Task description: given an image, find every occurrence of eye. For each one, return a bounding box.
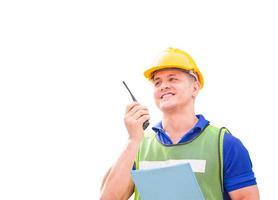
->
[154,80,161,87]
[153,79,161,87]
[169,77,178,81]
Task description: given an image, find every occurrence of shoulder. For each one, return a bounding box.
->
[202,124,221,136]
[140,131,156,147]
[143,131,156,139]
[223,133,250,157]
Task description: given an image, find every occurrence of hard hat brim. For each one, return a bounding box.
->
[144,65,204,89]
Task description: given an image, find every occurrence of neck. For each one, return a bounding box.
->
[162,106,198,144]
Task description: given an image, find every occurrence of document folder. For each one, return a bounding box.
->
[131,163,205,200]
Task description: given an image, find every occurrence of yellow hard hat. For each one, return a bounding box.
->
[144,47,204,89]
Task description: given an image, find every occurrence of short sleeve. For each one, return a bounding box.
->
[223,133,257,192]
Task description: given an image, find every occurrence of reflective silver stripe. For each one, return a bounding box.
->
[139,159,206,173]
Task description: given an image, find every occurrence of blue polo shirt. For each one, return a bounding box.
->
[152,115,257,199]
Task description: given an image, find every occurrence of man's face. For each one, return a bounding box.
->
[152,68,199,112]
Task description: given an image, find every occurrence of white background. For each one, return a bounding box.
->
[1,0,277,199]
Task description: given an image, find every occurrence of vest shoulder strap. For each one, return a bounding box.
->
[218,127,232,195]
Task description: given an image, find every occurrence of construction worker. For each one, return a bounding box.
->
[100,48,259,199]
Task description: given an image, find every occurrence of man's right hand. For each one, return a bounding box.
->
[124,102,150,142]
[100,102,149,199]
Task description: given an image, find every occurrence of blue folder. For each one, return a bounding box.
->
[131,163,205,200]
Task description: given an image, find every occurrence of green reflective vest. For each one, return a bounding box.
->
[134,125,227,200]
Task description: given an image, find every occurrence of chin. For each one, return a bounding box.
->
[159,102,177,112]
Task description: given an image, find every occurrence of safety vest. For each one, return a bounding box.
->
[134,125,227,200]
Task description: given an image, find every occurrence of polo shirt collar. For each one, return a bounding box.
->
[152,114,210,145]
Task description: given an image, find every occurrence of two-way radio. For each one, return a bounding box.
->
[122,81,150,130]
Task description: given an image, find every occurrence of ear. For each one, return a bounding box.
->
[192,81,200,98]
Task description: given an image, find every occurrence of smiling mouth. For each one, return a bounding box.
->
[161,93,175,99]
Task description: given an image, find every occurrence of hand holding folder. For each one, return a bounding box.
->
[131,163,205,200]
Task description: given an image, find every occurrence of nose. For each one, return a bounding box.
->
[160,81,170,92]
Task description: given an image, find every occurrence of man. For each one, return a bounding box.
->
[100,48,259,199]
